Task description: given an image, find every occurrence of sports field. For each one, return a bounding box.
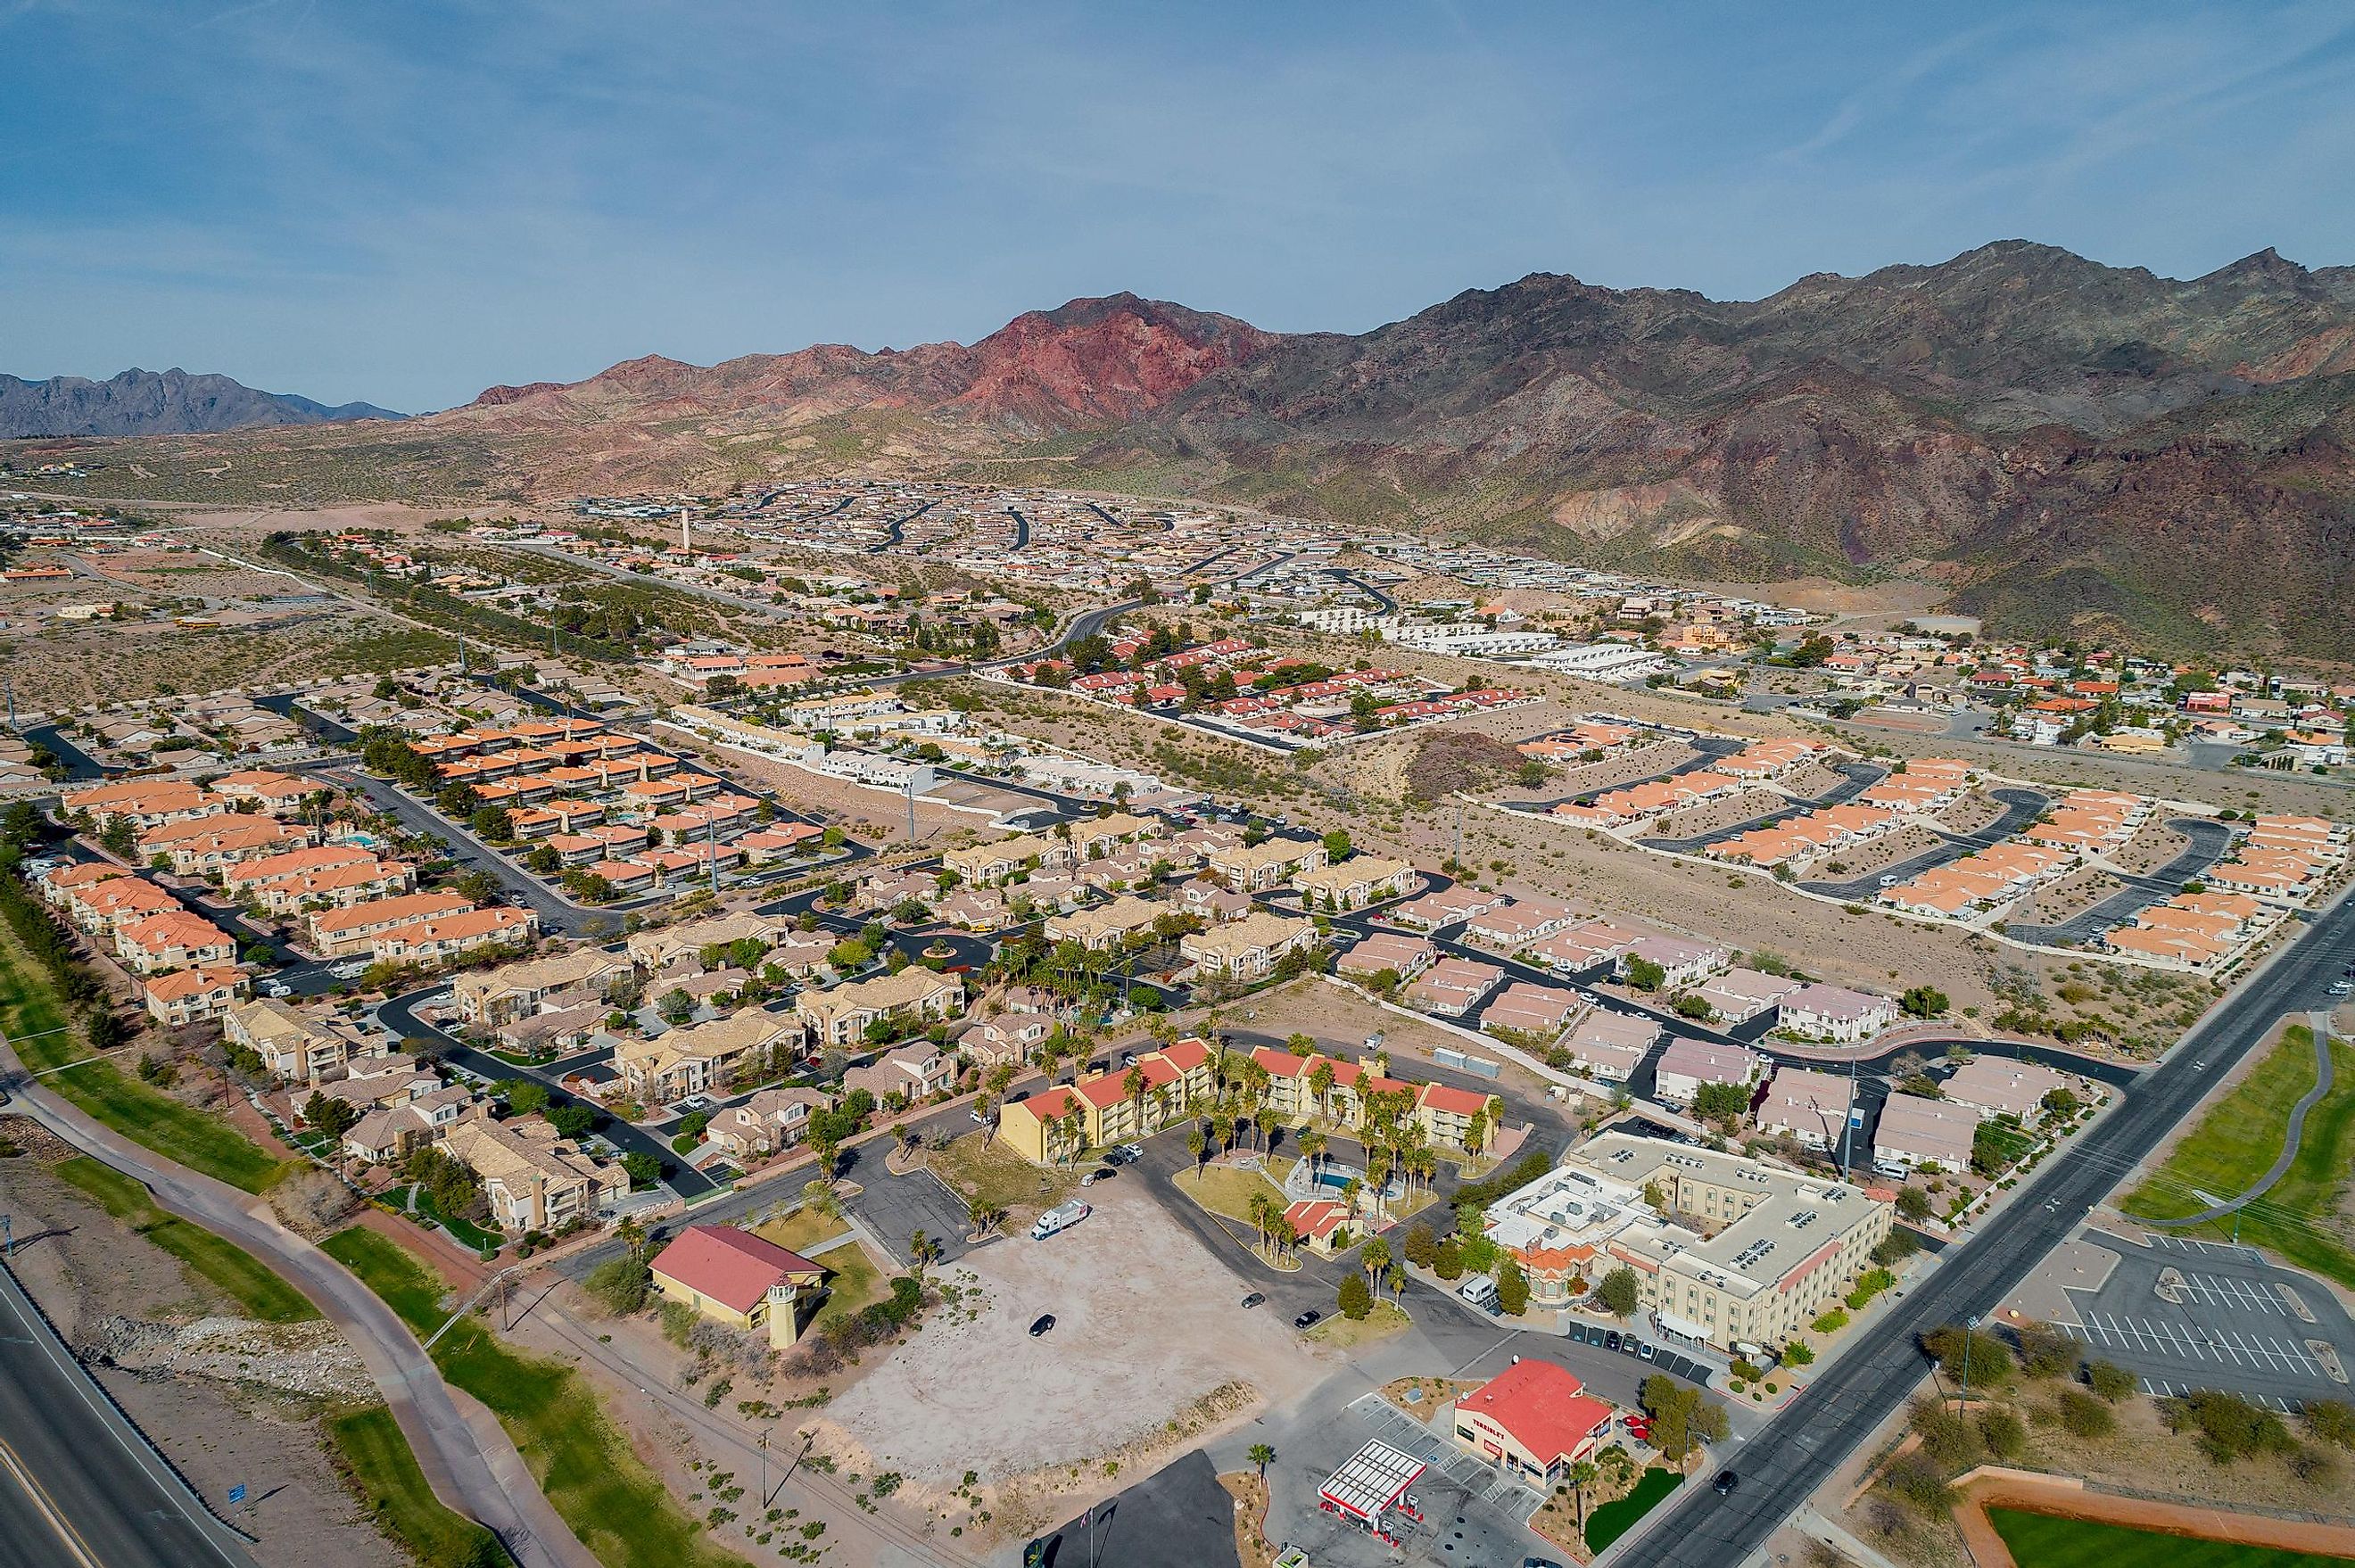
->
[1989,1507,2355,1568]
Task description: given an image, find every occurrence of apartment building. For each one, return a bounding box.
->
[455,946,633,1027]
[369,906,538,965]
[1204,836,1328,892]
[1178,911,1318,980]
[1043,894,1165,953]
[1651,1037,1765,1108]
[1776,984,1898,1044]
[144,965,249,1027]
[616,1008,797,1104]
[1403,955,1506,1017]
[225,996,349,1082]
[1556,1007,1657,1082]
[1872,1093,1979,1176]
[942,829,1074,887]
[438,1110,625,1232]
[1336,931,1436,983]
[795,968,965,1048]
[996,1036,1216,1161]
[841,1043,956,1105]
[1755,1066,1855,1148]
[308,892,472,956]
[1291,856,1417,911]
[706,1086,835,1159]
[114,910,237,975]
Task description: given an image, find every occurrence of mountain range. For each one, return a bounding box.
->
[0,367,401,437]
[19,243,2355,660]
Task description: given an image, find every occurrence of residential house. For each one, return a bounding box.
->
[796,968,965,1049]
[144,965,249,1027]
[438,1110,625,1232]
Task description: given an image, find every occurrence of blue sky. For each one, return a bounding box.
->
[7,1,2354,412]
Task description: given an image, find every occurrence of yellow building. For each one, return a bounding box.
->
[996,1036,1216,1163]
[649,1225,827,1349]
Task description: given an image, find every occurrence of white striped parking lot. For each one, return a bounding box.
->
[2135,1376,2302,1413]
[2176,1271,2286,1315]
[2066,1313,2323,1377]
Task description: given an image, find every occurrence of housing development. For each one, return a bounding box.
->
[6,41,2355,1568]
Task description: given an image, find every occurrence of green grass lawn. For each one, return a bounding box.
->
[752,1204,854,1258]
[1585,1466,1684,1553]
[926,1130,1075,1217]
[326,1404,502,1568]
[807,1238,889,1333]
[2126,1026,2355,1289]
[1175,1162,1291,1226]
[321,1226,751,1568]
[54,1157,317,1323]
[0,936,289,1194]
[1987,1507,2355,1568]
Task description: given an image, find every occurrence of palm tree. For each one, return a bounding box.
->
[1123,1065,1147,1138]
[1187,1126,1207,1179]
[1566,1459,1599,1529]
[1255,1108,1278,1155]
[1301,1128,1327,1185]
[1211,1112,1234,1156]
[1361,1235,1391,1293]
[1248,1442,1277,1479]
[616,1214,647,1261]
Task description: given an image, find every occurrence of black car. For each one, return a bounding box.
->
[1029,1314,1056,1337]
[1713,1470,1739,1496]
[1240,1292,1265,1309]
[1294,1308,1322,1330]
[1604,1331,1622,1351]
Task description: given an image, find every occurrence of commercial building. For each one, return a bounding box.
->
[1481,1133,1893,1350]
[1450,1359,1615,1484]
[649,1226,826,1349]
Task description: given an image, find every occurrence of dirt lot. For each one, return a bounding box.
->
[1810,821,1948,881]
[1937,791,2012,835]
[815,1180,1327,1494]
[1651,788,1785,839]
[2017,865,2126,927]
[2111,820,2190,876]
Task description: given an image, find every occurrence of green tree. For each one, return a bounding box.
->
[548,1102,598,1140]
[303,1093,359,1137]
[500,1078,550,1116]
[1597,1266,1640,1319]
[620,1151,662,1189]
[1336,1272,1372,1321]
[584,1254,651,1315]
[1320,829,1352,861]
[1921,1323,2012,1388]
[1494,1254,1529,1316]
[1691,1081,1750,1123]
[1899,986,1948,1019]
[657,986,696,1026]
[1624,956,1666,992]
[1247,1442,1277,1479]
[1403,1221,1437,1269]
[1896,1185,1933,1223]
[1433,1238,1464,1280]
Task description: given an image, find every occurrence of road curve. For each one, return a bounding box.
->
[0,1035,599,1568]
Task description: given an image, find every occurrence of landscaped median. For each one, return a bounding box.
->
[322,1226,754,1568]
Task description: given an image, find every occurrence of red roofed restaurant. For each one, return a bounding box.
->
[1450,1358,1615,1485]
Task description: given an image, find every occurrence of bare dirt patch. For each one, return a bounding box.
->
[1937,792,2011,836]
[2111,821,2190,877]
[814,1181,1326,1495]
[2017,867,2126,928]
[1651,789,1784,839]
[1810,822,1947,881]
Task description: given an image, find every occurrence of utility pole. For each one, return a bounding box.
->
[707,816,720,899]
[905,777,917,844]
[1839,1058,1857,1183]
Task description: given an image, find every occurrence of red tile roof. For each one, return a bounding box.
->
[649,1226,823,1316]
[1457,1359,1614,1466]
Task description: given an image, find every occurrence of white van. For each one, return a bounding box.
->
[1458,1274,1500,1312]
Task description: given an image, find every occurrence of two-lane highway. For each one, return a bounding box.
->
[0,1265,254,1568]
[1640,889,2355,1568]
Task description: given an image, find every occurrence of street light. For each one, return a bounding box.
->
[1958,1312,1981,1416]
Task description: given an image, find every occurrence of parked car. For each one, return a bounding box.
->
[1293,1308,1322,1330]
[1029,1315,1056,1337]
[1240,1292,1265,1309]
[1638,1342,1657,1360]
[1604,1331,1622,1351]
[1080,1167,1118,1186]
[1713,1471,1739,1496]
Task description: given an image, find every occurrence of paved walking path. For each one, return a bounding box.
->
[0,1033,599,1568]
[2128,1010,2337,1226]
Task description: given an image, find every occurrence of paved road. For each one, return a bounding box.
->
[1634,761,1888,856]
[1797,785,2047,902]
[0,1033,599,1568]
[0,1261,256,1568]
[2006,816,2235,946]
[318,766,649,940]
[376,986,722,1200]
[1638,886,2355,1568]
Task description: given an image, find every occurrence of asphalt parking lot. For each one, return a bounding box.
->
[2059,1231,2355,1410]
[1563,1320,1715,1386]
[832,1139,983,1267]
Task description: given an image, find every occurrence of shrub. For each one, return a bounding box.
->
[584,1256,650,1315]
[2304,1398,2355,1450]
[2085,1360,2136,1402]
[2048,1387,2114,1439]
[1977,1406,2027,1460]
[1910,1397,1981,1470]
[1781,1341,1815,1366]
[1336,1274,1372,1320]
[1812,1308,1849,1334]
[1920,1323,2010,1387]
